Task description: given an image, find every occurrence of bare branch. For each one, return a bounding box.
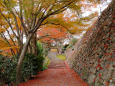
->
[0,10,18,38]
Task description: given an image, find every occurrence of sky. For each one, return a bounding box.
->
[82,0,112,17]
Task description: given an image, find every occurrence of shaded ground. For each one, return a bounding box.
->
[19,51,88,86]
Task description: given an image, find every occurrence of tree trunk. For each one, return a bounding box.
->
[30,32,37,55]
[18,42,23,56]
[67,0,115,86]
[0,80,5,86]
[16,33,33,85]
[16,19,43,85]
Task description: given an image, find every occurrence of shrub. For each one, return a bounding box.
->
[36,41,45,70]
[21,53,44,82]
[37,41,49,57]
[0,41,46,85]
[0,53,44,85]
[43,57,50,70]
[0,55,16,84]
[37,41,50,70]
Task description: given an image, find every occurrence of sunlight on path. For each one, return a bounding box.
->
[56,55,66,60]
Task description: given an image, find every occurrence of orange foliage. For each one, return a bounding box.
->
[37,24,68,44]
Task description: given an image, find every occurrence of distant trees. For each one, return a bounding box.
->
[37,24,68,47]
[37,11,98,53]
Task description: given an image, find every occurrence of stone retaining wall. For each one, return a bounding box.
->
[67,0,115,86]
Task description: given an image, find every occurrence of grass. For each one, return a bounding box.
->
[56,54,66,61]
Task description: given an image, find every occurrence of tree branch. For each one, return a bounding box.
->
[34,0,75,32]
[0,10,18,39]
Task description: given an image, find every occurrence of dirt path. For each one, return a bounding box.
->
[19,51,88,86]
[19,62,88,86]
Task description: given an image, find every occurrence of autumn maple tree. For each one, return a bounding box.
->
[0,0,102,85]
[0,0,81,84]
